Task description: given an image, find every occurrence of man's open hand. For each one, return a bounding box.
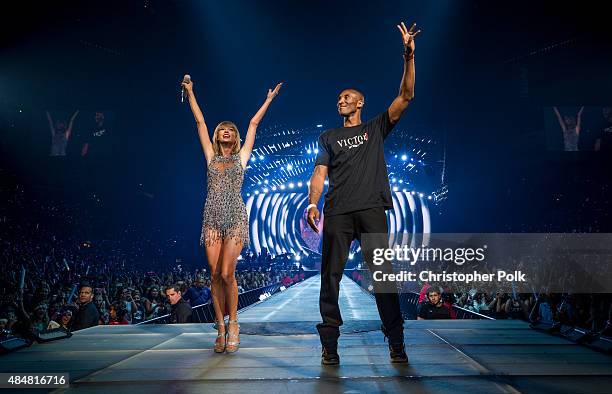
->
[397,22,421,55]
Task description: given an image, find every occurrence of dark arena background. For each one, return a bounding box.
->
[1,1,612,393]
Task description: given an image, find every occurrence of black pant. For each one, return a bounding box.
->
[317,206,404,345]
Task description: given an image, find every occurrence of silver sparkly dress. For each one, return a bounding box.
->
[200,153,249,247]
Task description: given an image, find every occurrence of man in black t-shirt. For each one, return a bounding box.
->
[307,21,420,365]
[71,283,100,331]
[165,284,192,324]
[81,111,111,158]
[417,287,451,320]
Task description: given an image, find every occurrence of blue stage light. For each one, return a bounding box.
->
[242,123,436,255]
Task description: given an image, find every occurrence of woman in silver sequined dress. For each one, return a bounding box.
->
[183,77,282,353]
[553,106,584,151]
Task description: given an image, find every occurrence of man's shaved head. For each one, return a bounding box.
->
[339,88,365,102]
[337,88,365,118]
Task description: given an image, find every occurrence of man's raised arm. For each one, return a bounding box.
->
[388,21,421,125]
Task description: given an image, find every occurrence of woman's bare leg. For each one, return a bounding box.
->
[220,237,243,352]
[220,238,242,321]
[205,236,225,325]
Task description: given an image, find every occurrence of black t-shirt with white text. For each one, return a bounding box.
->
[315,111,395,216]
[85,123,111,158]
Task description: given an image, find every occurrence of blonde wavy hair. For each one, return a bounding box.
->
[212,121,241,156]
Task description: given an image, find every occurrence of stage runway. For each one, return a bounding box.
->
[2,275,612,393]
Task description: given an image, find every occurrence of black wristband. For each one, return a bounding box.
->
[403,47,414,59]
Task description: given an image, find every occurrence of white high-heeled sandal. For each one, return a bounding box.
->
[225,319,240,353]
[214,321,226,353]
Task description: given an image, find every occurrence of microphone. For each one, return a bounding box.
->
[181,74,191,103]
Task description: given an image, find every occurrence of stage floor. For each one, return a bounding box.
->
[2,275,612,393]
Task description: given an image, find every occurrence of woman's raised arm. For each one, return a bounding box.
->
[183,78,214,164]
[240,82,283,168]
